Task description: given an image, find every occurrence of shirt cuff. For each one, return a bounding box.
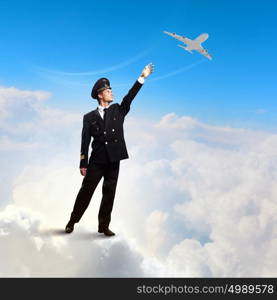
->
[137,76,145,84]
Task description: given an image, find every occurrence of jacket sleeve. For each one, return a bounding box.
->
[119,80,143,116]
[79,115,91,168]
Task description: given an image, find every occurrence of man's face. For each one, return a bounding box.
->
[98,88,113,103]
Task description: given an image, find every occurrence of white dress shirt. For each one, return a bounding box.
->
[137,76,145,84]
[97,105,108,119]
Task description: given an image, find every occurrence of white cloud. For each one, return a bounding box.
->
[1,85,277,277]
[144,210,168,257]
[123,113,277,277]
[0,86,80,152]
[0,86,49,120]
[0,205,145,277]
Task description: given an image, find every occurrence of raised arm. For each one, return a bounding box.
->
[119,63,154,116]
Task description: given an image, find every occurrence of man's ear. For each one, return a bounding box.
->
[97,92,103,100]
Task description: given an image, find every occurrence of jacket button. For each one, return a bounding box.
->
[105,141,108,145]
[112,129,115,132]
[114,139,118,142]
[104,131,106,134]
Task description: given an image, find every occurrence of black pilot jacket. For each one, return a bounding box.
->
[79,80,143,168]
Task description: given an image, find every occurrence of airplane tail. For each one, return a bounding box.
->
[178,45,193,54]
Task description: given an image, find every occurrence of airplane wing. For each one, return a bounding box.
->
[163,31,191,44]
[196,47,212,60]
[195,33,209,44]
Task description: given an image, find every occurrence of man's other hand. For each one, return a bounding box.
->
[80,168,87,176]
[141,63,154,78]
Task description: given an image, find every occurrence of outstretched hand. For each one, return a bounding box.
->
[141,63,154,78]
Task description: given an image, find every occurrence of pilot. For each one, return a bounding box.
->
[65,63,154,236]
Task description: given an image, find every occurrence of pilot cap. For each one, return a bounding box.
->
[91,78,111,99]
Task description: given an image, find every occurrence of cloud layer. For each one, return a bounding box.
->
[1,85,277,277]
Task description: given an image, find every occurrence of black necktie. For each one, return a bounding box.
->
[103,108,107,121]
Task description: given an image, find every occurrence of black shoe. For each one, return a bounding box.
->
[65,220,75,233]
[98,228,115,236]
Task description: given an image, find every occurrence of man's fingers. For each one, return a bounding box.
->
[142,63,154,78]
[146,63,154,74]
[147,62,154,69]
[80,168,87,176]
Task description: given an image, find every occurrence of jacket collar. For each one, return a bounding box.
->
[91,107,112,127]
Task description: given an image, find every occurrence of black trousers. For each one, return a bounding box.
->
[70,161,120,230]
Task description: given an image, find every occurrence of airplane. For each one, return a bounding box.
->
[164,31,212,60]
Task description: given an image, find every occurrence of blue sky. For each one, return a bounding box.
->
[0,0,276,130]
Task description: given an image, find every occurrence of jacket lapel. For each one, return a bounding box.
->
[91,107,111,127]
[92,108,104,124]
